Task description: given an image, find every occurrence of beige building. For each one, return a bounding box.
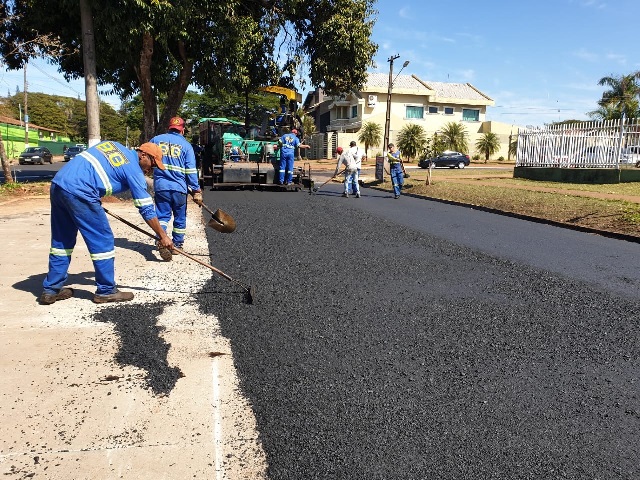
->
[303,73,517,161]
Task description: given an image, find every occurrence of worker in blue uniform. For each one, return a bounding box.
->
[40,141,172,305]
[150,117,202,260]
[277,128,310,185]
[387,143,404,199]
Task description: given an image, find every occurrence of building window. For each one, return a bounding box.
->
[405,105,424,119]
[462,109,480,122]
[428,106,438,114]
[444,107,454,115]
[351,105,358,118]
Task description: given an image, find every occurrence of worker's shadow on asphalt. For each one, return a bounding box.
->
[13,272,98,301]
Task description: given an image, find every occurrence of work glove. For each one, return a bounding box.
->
[403,172,410,178]
[333,168,339,177]
[192,190,203,206]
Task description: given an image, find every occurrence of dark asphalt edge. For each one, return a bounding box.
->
[368,185,640,245]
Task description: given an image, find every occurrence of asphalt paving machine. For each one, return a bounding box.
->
[198,87,312,191]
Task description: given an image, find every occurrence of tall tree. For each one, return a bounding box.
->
[475,131,500,163]
[2,0,378,142]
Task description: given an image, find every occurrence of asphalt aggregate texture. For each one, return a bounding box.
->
[195,184,639,480]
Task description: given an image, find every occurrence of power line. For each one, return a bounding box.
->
[29,60,84,98]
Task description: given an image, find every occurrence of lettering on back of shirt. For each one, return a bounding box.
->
[159,141,182,158]
[96,142,129,167]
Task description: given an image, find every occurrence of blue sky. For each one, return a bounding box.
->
[371,0,640,127]
[1,0,638,128]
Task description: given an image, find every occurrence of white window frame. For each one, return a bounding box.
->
[405,105,425,120]
[428,106,439,114]
[444,106,455,115]
[462,108,480,122]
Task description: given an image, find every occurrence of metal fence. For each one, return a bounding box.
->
[516,118,640,168]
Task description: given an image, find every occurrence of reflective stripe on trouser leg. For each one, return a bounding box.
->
[278,155,288,184]
[43,186,117,295]
[170,191,188,244]
[285,156,295,183]
[154,190,173,235]
[42,184,78,294]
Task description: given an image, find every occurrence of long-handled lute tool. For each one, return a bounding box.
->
[312,168,346,193]
[104,208,255,304]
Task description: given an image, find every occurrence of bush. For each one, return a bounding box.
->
[498,156,505,162]
[472,154,480,161]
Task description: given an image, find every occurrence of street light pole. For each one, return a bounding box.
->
[383,54,400,159]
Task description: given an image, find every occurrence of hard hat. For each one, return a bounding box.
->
[336,147,343,154]
[168,117,185,133]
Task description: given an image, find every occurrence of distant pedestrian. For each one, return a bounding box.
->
[150,117,203,261]
[40,141,172,305]
[334,146,360,198]
[387,143,404,199]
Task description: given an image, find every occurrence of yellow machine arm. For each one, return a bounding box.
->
[257,86,302,104]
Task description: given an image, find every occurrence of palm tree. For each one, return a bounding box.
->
[396,123,427,162]
[594,72,640,120]
[358,121,382,158]
[439,121,469,153]
[475,132,500,163]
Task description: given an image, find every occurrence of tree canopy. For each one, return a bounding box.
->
[1,0,378,140]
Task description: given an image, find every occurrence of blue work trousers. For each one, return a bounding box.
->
[390,163,404,197]
[279,154,295,184]
[155,190,187,245]
[43,184,117,295]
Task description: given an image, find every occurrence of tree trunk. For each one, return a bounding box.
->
[155,40,192,137]
[0,131,13,184]
[136,32,157,142]
[80,0,101,147]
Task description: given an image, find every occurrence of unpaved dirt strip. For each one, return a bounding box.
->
[0,197,267,479]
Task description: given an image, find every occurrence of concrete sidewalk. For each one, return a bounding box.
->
[0,197,266,479]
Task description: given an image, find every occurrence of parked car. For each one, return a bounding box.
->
[620,145,640,166]
[575,145,636,165]
[419,150,470,169]
[63,145,85,162]
[18,147,53,165]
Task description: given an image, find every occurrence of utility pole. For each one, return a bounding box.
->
[23,63,29,148]
[382,54,399,159]
[80,0,101,147]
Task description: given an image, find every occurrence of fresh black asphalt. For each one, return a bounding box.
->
[132,183,640,479]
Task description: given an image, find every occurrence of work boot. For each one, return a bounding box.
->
[342,192,349,198]
[39,287,74,305]
[355,193,361,198]
[157,241,172,261]
[93,289,134,304]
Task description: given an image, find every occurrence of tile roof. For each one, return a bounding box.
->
[365,73,493,102]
